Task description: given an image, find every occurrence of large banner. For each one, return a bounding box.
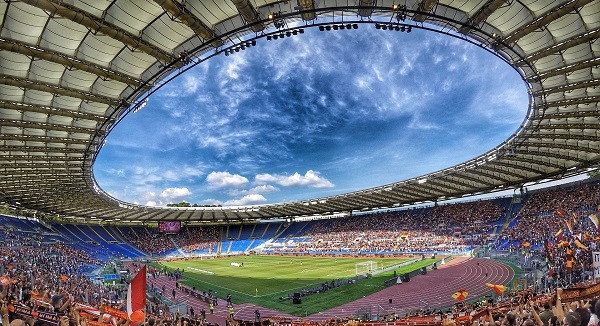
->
[9,304,61,325]
[593,251,600,279]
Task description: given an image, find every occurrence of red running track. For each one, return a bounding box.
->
[131,257,513,324]
[304,257,514,322]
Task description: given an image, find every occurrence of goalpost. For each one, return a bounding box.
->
[355,261,378,276]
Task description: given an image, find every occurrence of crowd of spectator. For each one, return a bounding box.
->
[124,227,218,256]
[3,180,600,326]
[0,230,120,308]
[501,182,600,246]
[290,200,504,254]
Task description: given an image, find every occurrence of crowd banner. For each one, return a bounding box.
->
[593,251,600,279]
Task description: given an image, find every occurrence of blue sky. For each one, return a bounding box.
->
[94,26,529,207]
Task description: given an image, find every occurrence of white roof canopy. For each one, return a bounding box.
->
[1,0,599,221]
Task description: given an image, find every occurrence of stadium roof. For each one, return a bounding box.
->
[0,0,599,222]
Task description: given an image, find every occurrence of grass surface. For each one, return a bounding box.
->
[155,256,439,316]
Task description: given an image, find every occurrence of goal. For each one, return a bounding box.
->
[355,261,378,276]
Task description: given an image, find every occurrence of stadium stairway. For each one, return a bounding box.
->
[105,226,148,256]
[170,237,186,256]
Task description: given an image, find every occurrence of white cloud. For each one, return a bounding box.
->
[206,171,249,188]
[255,170,334,188]
[145,201,158,207]
[182,75,201,94]
[224,194,267,206]
[160,187,192,200]
[255,173,279,184]
[249,184,278,194]
[228,184,279,197]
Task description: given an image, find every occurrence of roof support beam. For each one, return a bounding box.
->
[514,149,580,164]
[521,141,600,154]
[500,156,563,170]
[458,0,507,34]
[357,0,376,18]
[450,173,495,187]
[531,110,600,120]
[151,0,224,47]
[435,176,477,190]
[413,0,438,22]
[411,184,445,197]
[533,78,600,96]
[0,101,111,122]
[464,168,513,184]
[0,145,86,154]
[0,134,93,145]
[0,155,86,162]
[501,0,596,45]
[525,133,600,142]
[427,179,465,193]
[231,0,265,32]
[544,95,600,107]
[297,0,317,21]
[397,186,436,200]
[489,161,544,175]
[0,74,121,106]
[20,0,177,64]
[519,27,600,63]
[536,123,600,130]
[478,165,526,180]
[0,37,144,88]
[0,119,99,134]
[0,163,81,169]
[528,57,600,81]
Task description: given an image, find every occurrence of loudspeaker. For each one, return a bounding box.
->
[292,297,302,304]
[389,298,393,304]
[293,292,300,299]
[421,267,427,275]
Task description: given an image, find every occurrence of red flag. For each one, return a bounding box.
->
[557,209,566,217]
[485,283,507,295]
[565,219,573,233]
[452,289,468,301]
[522,241,531,249]
[59,275,69,282]
[555,229,564,241]
[127,266,146,321]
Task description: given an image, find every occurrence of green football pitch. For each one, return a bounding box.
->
[155,255,440,316]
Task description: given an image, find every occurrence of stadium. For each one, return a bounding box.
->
[1,0,600,326]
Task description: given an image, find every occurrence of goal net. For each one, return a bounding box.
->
[355,261,378,276]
